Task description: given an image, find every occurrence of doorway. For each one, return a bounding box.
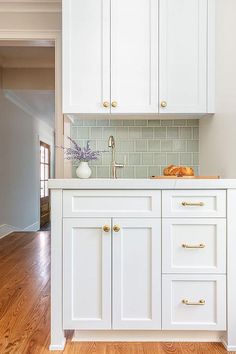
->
[40,141,51,229]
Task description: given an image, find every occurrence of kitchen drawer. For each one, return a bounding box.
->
[162,190,226,217]
[162,275,226,330]
[63,190,161,217]
[162,219,226,274]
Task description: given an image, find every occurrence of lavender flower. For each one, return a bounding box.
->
[63,137,105,162]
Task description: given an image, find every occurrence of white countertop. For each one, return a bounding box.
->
[48,178,236,190]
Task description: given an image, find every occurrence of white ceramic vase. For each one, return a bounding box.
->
[76,161,92,179]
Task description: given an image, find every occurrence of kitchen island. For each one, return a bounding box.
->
[48,179,236,351]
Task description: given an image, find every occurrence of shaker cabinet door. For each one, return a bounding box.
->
[112,218,161,329]
[159,0,208,113]
[63,218,111,329]
[63,0,111,113]
[111,0,158,113]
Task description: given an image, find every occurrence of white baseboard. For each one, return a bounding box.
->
[0,221,40,239]
[24,221,40,232]
[49,338,66,351]
[222,337,236,352]
[0,224,18,239]
[73,330,224,342]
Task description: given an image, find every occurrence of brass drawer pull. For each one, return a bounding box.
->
[182,201,204,207]
[182,243,205,249]
[103,225,110,232]
[113,225,120,232]
[182,299,205,306]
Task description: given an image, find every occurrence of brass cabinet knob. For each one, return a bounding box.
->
[160,101,167,108]
[103,101,110,108]
[113,225,120,232]
[111,101,118,108]
[103,225,110,232]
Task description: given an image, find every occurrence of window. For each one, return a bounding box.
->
[40,142,50,198]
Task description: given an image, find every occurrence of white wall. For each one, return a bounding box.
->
[199,0,236,178]
[0,69,54,232]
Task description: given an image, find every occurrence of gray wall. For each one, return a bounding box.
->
[0,73,54,231]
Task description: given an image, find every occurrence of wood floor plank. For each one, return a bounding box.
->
[0,231,234,354]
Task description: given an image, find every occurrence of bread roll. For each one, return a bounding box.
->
[163,164,194,177]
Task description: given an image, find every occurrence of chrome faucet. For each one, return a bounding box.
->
[108,136,125,178]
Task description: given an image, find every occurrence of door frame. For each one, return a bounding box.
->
[39,139,52,228]
[0,30,64,178]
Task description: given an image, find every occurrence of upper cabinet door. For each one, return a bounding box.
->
[159,0,208,114]
[63,0,111,114]
[111,0,158,114]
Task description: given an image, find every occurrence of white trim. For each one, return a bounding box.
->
[222,337,236,352]
[24,221,40,232]
[50,189,65,349]
[73,330,224,343]
[0,224,18,238]
[0,222,40,239]
[207,0,215,113]
[49,338,66,351]
[0,30,64,178]
[3,89,38,118]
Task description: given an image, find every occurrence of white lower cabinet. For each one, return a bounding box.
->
[113,218,161,329]
[63,218,112,329]
[162,274,226,330]
[61,190,226,334]
[63,217,161,330]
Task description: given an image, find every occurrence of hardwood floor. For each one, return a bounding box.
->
[0,231,234,354]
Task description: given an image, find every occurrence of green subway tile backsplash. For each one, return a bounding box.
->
[71,119,199,178]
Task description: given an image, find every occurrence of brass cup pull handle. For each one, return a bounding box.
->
[111,101,118,108]
[182,201,204,207]
[182,243,205,249]
[160,100,167,108]
[182,299,205,306]
[113,225,120,232]
[103,101,110,108]
[103,225,110,232]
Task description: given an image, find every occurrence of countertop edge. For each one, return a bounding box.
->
[48,178,236,190]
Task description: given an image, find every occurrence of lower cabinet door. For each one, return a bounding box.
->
[63,218,111,329]
[113,218,161,329]
[162,274,226,330]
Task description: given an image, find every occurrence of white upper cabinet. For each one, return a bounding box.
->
[62,0,214,115]
[159,0,209,114]
[111,0,158,113]
[63,0,110,114]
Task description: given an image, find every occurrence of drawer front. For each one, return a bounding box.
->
[162,275,226,330]
[162,219,226,274]
[162,190,226,217]
[63,190,161,217]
